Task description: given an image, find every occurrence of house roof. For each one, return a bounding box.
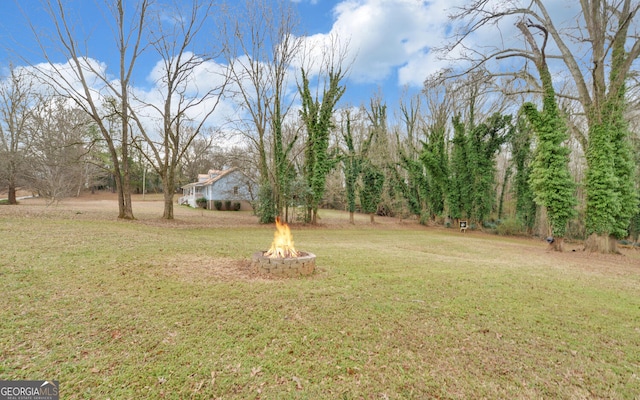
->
[182,168,238,189]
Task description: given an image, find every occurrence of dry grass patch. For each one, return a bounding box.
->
[160,256,260,282]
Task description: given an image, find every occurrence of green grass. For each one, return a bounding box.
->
[1,204,639,399]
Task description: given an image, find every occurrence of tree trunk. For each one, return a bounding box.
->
[123,191,134,219]
[584,233,618,253]
[163,189,174,219]
[548,237,564,252]
[114,172,126,219]
[7,183,17,205]
[370,213,375,224]
[349,211,354,224]
[162,170,176,219]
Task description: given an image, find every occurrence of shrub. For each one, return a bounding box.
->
[496,218,525,236]
[214,200,222,210]
[256,183,277,224]
[419,212,430,226]
[224,200,232,210]
[233,202,241,211]
[483,220,498,231]
[196,197,207,209]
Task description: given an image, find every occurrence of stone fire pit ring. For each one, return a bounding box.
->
[252,251,316,277]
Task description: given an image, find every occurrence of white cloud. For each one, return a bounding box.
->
[300,0,589,92]
[297,0,469,89]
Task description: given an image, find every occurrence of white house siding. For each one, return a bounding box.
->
[207,170,254,210]
[181,169,255,210]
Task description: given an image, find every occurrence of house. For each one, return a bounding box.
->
[179,168,256,210]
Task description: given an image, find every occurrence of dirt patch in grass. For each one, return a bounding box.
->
[159,256,271,283]
[158,255,327,283]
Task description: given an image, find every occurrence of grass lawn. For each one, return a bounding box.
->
[1,194,639,399]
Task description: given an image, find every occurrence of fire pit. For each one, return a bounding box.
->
[253,217,316,277]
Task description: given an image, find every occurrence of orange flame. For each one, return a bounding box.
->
[264,216,299,258]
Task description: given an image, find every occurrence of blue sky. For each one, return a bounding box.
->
[1,0,593,135]
[1,0,470,114]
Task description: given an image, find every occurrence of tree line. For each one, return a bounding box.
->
[1,0,639,253]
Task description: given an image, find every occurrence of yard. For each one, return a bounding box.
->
[0,193,639,399]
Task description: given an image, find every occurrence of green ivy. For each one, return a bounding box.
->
[360,163,385,216]
[522,64,576,238]
[299,68,345,223]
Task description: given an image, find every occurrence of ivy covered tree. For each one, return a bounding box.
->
[394,150,428,220]
[393,96,429,222]
[365,96,397,216]
[299,67,345,224]
[584,33,638,251]
[448,115,472,222]
[360,163,385,223]
[510,113,537,233]
[517,21,576,251]
[256,183,277,224]
[420,123,449,220]
[448,1,640,252]
[394,123,449,224]
[340,110,374,224]
[449,113,510,227]
[469,113,512,225]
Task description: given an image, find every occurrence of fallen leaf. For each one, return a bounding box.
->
[211,371,216,386]
[251,366,262,377]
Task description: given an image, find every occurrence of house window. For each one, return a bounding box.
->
[233,186,239,195]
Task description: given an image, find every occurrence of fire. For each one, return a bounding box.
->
[264,216,299,258]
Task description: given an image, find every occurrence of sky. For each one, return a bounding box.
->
[0,0,469,111]
[0,0,586,130]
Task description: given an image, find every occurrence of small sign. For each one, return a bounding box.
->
[0,381,59,400]
[460,220,468,232]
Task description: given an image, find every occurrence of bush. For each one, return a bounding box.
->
[483,220,498,231]
[233,202,241,211]
[214,200,222,211]
[196,197,207,209]
[224,200,232,210]
[419,212,430,226]
[256,183,277,224]
[496,218,525,236]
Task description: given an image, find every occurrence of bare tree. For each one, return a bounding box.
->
[0,66,36,204]
[28,0,151,219]
[129,0,228,219]
[27,97,95,203]
[220,0,303,222]
[180,136,215,183]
